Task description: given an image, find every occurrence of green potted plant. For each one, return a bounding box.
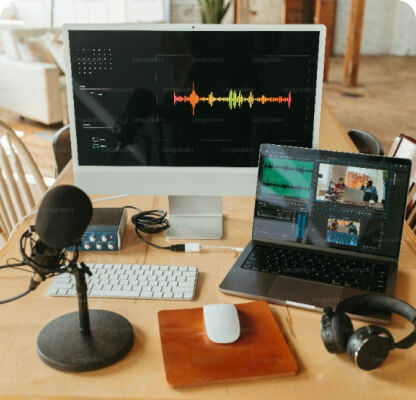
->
[198,0,231,24]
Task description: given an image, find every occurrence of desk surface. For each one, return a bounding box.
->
[1,101,416,400]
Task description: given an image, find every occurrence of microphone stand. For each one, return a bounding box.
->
[73,262,92,336]
[36,247,134,372]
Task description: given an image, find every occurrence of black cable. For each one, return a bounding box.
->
[0,263,32,273]
[126,206,187,252]
[0,228,70,306]
[0,260,36,303]
[0,263,25,269]
[4,258,32,273]
[0,288,31,304]
[129,208,171,250]
[0,262,42,304]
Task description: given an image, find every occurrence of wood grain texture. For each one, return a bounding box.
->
[0,102,415,400]
[314,0,336,81]
[344,0,365,86]
[233,0,241,23]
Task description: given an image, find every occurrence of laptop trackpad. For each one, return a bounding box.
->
[267,276,344,308]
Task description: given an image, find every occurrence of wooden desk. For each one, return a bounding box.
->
[1,101,415,400]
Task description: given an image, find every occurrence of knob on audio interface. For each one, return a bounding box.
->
[67,208,127,252]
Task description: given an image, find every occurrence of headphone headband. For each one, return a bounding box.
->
[335,294,416,349]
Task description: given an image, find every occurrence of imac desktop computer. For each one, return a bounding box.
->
[64,24,326,239]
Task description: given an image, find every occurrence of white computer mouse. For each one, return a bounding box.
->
[203,304,240,344]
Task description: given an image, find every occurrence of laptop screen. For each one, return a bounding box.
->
[253,144,411,259]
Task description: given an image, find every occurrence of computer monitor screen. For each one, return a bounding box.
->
[253,144,411,258]
[67,26,324,169]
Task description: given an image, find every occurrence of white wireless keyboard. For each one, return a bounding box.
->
[48,263,198,300]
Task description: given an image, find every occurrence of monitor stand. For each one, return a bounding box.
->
[166,195,222,239]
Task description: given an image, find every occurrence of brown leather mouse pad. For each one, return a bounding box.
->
[158,301,298,387]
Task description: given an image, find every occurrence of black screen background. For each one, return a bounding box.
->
[69,30,320,166]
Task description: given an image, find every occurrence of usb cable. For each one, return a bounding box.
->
[125,206,243,253]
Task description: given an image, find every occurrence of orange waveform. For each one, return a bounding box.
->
[173,83,292,116]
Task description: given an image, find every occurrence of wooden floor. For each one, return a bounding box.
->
[0,55,415,181]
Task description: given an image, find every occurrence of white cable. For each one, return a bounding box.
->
[184,244,244,253]
[184,243,200,252]
[200,245,244,252]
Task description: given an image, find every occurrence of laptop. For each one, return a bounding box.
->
[220,144,411,323]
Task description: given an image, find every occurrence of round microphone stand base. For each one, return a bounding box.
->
[36,309,134,372]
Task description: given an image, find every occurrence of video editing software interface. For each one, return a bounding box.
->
[253,146,411,258]
[69,29,320,167]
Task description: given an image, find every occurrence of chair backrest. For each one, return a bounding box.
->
[0,121,47,241]
[389,134,416,231]
[347,129,384,156]
[52,125,71,176]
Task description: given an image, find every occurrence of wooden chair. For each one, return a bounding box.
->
[388,134,416,230]
[0,120,47,241]
[52,125,71,176]
[348,129,384,155]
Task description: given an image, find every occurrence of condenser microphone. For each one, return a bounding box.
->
[18,185,93,279]
[35,184,92,249]
[33,186,133,372]
[1,184,133,371]
[1,185,93,302]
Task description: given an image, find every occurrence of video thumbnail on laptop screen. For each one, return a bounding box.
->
[253,146,410,258]
[315,163,385,209]
[327,218,360,247]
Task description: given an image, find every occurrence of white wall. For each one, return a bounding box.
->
[13,0,49,26]
[391,0,416,55]
[333,0,416,55]
[53,0,168,25]
[9,0,170,26]
[5,0,416,55]
[171,0,416,55]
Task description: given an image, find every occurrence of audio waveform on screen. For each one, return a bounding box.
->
[264,164,312,173]
[262,182,310,197]
[262,182,310,191]
[261,157,314,199]
[173,82,292,116]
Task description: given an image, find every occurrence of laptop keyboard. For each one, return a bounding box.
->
[241,245,389,293]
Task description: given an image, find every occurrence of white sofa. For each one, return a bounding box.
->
[0,0,170,125]
[0,26,66,125]
[0,56,65,124]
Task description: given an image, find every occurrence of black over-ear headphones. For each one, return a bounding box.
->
[320,294,416,370]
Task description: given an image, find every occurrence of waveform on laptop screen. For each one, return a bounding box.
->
[261,157,314,199]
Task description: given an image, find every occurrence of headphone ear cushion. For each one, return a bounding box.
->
[347,326,392,370]
[331,312,354,353]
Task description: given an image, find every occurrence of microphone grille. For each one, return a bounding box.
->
[35,185,92,249]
